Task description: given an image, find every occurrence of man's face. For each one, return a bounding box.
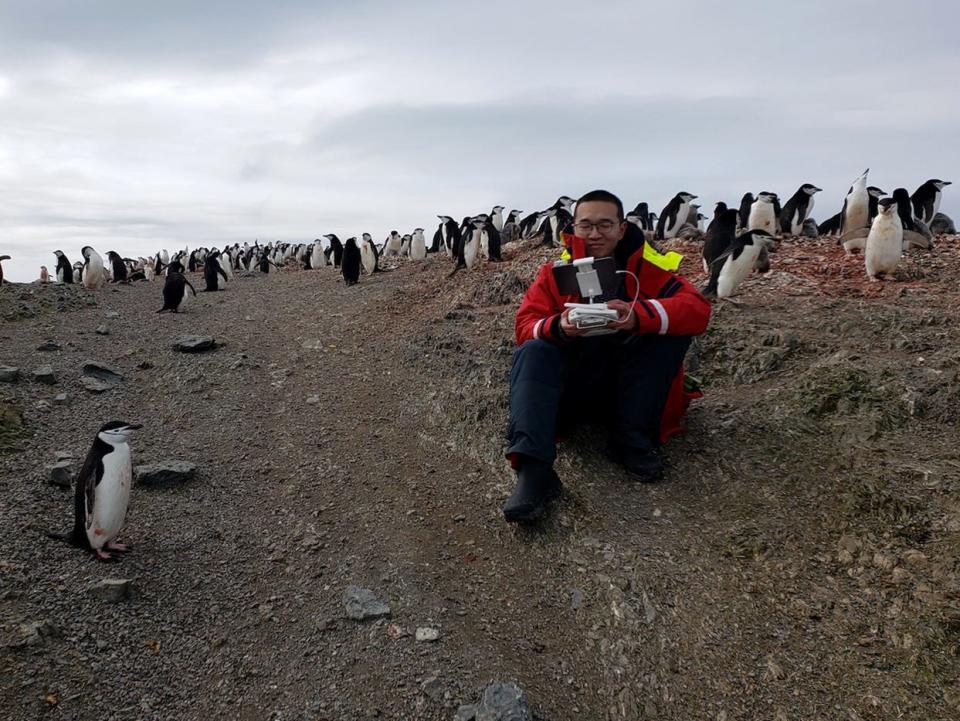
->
[573,201,626,259]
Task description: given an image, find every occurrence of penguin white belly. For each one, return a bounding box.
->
[664,203,689,239]
[748,205,776,234]
[479,230,489,260]
[865,217,902,279]
[360,246,375,274]
[411,237,426,260]
[441,229,452,257]
[312,246,325,268]
[845,193,870,232]
[464,231,480,269]
[87,446,132,549]
[716,246,761,298]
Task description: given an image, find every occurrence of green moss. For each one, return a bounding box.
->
[0,401,32,454]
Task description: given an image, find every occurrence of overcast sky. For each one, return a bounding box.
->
[1,0,958,281]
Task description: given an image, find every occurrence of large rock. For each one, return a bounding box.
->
[476,683,531,721]
[81,377,114,393]
[135,460,198,488]
[81,360,123,385]
[342,585,391,621]
[930,212,956,235]
[175,336,217,353]
[32,366,56,384]
[48,460,73,488]
[0,366,19,383]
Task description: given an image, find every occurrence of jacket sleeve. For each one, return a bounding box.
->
[515,264,568,345]
[631,272,711,337]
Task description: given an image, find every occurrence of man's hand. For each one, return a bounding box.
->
[605,299,638,332]
[559,308,589,337]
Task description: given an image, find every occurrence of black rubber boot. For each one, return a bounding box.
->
[607,442,664,482]
[502,457,562,524]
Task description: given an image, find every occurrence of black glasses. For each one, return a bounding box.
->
[573,220,621,234]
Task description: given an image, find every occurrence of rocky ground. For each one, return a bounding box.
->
[1,232,959,721]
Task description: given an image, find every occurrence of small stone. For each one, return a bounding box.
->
[36,340,60,352]
[53,393,68,405]
[416,627,441,642]
[0,366,19,383]
[570,589,584,610]
[421,675,444,702]
[477,682,531,721]
[306,395,320,405]
[105,311,120,318]
[455,705,478,721]
[174,336,217,353]
[81,360,123,384]
[135,460,198,488]
[32,366,56,384]
[95,325,110,335]
[81,377,114,393]
[19,620,60,646]
[90,579,133,603]
[48,460,73,488]
[137,361,154,370]
[342,585,391,621]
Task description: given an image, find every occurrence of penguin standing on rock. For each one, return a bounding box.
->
[410,228,427,260]
[341,237,361,286]
[779,184,822,235]
[737,193,754,231]
[840,168,871,235]
[81,247,106,290]
[157,265,196,312]
[359,233,379,274]
[867,186,887,222]
[747,192,779,235]
[703,230,775,299]
[655,192,697,240]
[106,251,128,282]
[48,421,142,561]
[323,235,344,267]
[911,179,951,225]
[53,251,74,283]
[202,251,228,291]
[432,216,459,255]
[865,198,903,281]
[702,207,738,272]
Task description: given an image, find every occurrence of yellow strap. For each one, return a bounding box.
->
[643,242,683,271]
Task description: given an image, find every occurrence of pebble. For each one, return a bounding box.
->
[36,340,60,352]
[0,366,19,383]
[32,366,56,384]
[90,579,134,603]
[105,311,120,318]
[455,705,478,721]
[81,377,114,393]
[342,585,391,621]
[306,395,320,404]
[95,325,110,335]
[415,627,441,643]
[53,393,68,405]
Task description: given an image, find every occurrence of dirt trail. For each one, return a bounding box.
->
[2,233,960,720]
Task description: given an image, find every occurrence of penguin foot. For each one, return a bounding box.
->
[94,549,114,561]
[105,540,130,552]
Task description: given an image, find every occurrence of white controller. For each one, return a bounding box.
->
[564,302,619,329]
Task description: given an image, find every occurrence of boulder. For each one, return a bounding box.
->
[342,586,391,621]
[81,360,123,385]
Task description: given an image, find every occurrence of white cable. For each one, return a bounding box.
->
[615,269,641,328]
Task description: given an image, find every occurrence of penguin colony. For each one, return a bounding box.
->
[10,174,951,561]
[6,176,952,306]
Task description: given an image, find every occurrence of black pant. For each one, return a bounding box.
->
[506,334,692,465]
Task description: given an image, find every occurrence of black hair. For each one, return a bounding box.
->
[574,189,624,221]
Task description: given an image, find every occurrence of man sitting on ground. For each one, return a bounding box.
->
[503,189,711,523]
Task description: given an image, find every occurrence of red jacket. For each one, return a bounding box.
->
[515,230,711,442]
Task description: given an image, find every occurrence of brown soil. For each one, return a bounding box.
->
[1,233,959,720]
